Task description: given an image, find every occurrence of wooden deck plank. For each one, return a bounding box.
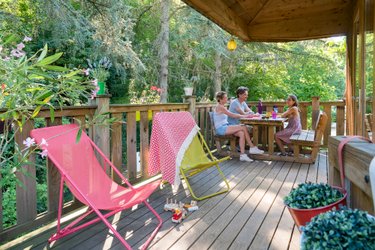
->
[53,160,239,250]
[249,162,299,249]
[317,151,328,183]
[119,159,253,249]
[228,161,292,249]
[150,160,266,250]
[3,152,330,250]
[8,159,234,250]
[208,161,283,250]
[269,162,309,250]
[176,161,279,250]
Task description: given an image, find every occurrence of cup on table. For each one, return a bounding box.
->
[272,111,277,119]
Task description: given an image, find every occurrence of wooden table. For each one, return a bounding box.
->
[240,117,286,154]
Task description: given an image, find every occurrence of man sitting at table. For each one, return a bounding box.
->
[228,86,254,125]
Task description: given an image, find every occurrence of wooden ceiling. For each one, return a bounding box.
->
[181,0,353,42]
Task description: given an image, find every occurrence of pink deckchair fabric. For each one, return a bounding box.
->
[30,124,162,249]
[149,112,199,187]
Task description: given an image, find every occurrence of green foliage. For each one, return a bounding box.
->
[301,207,375,250]
[284,182,344,209]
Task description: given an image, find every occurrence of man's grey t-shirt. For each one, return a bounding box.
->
[228,99,251,125]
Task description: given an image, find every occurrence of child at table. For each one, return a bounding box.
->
[213,91,264,162]
[275,94,302,156]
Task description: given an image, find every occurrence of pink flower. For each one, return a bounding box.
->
[11,49,25,58]
[83,68,90,76]
[157,88,161,93]
[40,138,49,147]
[39,149,48,158]
[3,56,10,61]
[92,79,98,86]
[23,137,35,148]
[23,36,32,42]
[150,86,158,91]
[17,43,25,50]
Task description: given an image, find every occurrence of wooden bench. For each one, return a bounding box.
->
[289,112,328,163]
[251,112,328,163]
[209,112,240,157]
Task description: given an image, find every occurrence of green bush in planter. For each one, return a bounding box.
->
[301,207,375,250]
[284,182,343,209]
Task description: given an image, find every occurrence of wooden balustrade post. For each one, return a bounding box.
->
[312,96,320,129]
[15,120,37,224]
[184,95,197,119]
[336,106,345,135]
[94,95,111,165]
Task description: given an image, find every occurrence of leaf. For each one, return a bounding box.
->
[4,34,18,45]
[49,107,55,123]
[64,69,81,78]
[42,65,70,72]
[75,128,82,143]
[31,106,42,118]
[37,44,48,62]
[35,52,63,66]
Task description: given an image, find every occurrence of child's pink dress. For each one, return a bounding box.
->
[276,114,302,144]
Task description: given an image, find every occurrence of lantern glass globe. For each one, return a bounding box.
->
[227,39,237,51]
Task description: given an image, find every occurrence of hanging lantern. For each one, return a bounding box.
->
[227,38,237,51]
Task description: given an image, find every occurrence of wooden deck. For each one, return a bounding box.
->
[2,151,328,250]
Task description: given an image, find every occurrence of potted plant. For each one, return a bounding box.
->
[284,182,346,228]
[184,81,194,96]
[87,57,112,95]
[301,207,375,249]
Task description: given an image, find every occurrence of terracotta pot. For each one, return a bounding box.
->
[285,186,347,229]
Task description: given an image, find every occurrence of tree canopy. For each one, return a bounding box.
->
[0,0,348,104]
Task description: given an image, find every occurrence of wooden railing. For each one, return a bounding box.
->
[0,96,346,243]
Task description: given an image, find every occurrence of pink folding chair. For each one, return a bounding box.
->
[30,124,162,250]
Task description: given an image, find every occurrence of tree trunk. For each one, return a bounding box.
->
[159,0,169,103]
[213,51,222,95]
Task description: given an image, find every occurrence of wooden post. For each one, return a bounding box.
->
[94,95,111,166]
[184,95,197,119]
[15,120,37,224]
[312,96,320,129]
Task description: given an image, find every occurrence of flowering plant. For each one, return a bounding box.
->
[87,57,112,82]
[130,85,162,104]
[0,35,99,187]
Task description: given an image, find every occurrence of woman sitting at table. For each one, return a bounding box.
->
[275,94,302,156]
[213,91,264,162]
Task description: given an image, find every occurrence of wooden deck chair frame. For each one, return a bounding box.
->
[30,124,162,250]
[209,112,240,157]
[180,131,230,200]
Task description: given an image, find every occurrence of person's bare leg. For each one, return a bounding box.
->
[274,134,286,153]
[234,131,245,154]
[241,126,255,147]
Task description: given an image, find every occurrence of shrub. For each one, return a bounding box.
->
[284,182,343,209]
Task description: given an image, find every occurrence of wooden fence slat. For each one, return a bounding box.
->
[140,111,150,179]
[126,112,137,181]
[323,105,332,146]
[15,120,37,224]
[300,105,308,130]
[111,113,123,183]
[46,118,62,214]
[199,108,205,131]
[336,106,345,135]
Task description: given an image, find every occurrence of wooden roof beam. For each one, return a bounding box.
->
[183,0,251,41]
